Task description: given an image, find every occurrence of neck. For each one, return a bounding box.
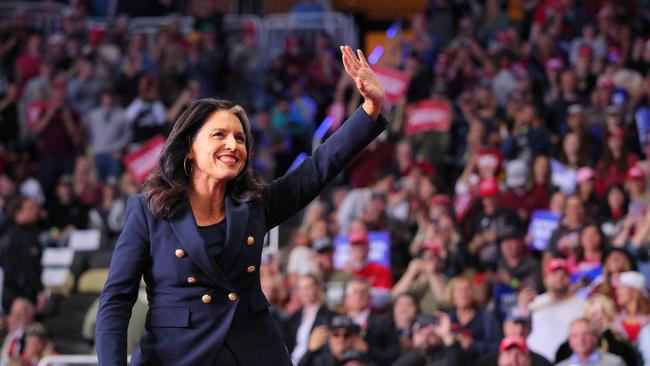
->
[348,308,368,318]
[577,351,593,362]
[188,177,228,222]
[626,300,639,316]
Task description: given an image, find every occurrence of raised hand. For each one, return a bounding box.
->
[340,45,385,120]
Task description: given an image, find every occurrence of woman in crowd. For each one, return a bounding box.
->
[615,271,650,343]
[445,275,502,359]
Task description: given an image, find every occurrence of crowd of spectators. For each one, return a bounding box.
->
[1,0,650,365]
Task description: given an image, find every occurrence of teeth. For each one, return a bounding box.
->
[219,156,237,164]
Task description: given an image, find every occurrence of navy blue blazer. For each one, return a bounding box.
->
[96,107,387,366]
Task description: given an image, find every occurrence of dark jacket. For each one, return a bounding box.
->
[0,223,43,313]
[392,342,468,366]
[95,107,387,366]
[365,313,401,365]
[285,304,334,355]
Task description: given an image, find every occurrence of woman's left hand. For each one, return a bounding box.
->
[340,45,385,120]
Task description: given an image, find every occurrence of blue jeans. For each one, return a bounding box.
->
[95,153,122,182]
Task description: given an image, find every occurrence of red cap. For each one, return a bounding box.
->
[431,194,452,208]
[626,166,645,181]
[546,258,569,273]
[499,336,529,354]
[479,177,500,198]
[348,229,369,245]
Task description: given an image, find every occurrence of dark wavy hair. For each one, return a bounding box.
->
[143,98,266,219]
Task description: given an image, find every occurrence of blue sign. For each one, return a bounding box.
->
[528,210,561,251]
[333,231,391,269]
[636,107,650,146]
[551,159,577,195]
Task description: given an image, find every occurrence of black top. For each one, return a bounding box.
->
[198,219,227,260]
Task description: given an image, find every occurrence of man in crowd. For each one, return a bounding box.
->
[556,318,625,366]
[522,258,587,362]
[343,229,392,309]
[393,312,468,366]
[297,315,366,366]
[0,298,35,365]
[343,278,399,365]
[479,307,551,366]
[311,237,354,311]
[286,274,333,365]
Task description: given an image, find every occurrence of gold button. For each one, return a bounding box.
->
[247,236,254,246]
[175,249,186,258]
[187,276,197,284]
[246,265,255,273]
[228,292,238,301]
[202,294,212,304]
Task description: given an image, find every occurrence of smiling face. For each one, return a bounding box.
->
[187,110,247,183]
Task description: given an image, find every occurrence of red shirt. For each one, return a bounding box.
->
[354,262,392,289]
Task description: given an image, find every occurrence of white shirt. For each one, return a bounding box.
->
[527,293,587,362]
[291,304,320,365]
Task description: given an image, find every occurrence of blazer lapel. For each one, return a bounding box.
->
[216,195,249,273]
[168,197,233,291]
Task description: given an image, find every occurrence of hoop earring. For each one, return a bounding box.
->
[183,157,191,177]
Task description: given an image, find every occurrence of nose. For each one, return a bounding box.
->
[224,134,237,150]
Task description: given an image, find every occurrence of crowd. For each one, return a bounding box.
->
[0,0,650,365]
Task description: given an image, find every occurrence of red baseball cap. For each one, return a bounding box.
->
[431,194,452,208]
[348,229,369,245]
[499,336,529,354]
[546,258,569,273]
[479,177,500,198]
[626,166,645,181]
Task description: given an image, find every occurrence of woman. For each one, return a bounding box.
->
[595,127,638,197]
[591,248,636,308]
[546,195,586,259]
[566,224,607,280]
[598,183,629,241]
[445,275,502,359]
[96,46,386,366]
[615,271,650,343]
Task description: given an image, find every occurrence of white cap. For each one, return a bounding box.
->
[620,271,649,298]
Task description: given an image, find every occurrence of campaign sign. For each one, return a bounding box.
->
[405,100,452,136]
[333,231,391,270]
[123,135,165,184]
[551,159,577,195]
[528,210,561,251]
[636,107,650,146]
[371,65,410,104]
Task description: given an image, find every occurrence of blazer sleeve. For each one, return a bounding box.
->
[96,195,150,366]
[265,106,387,230]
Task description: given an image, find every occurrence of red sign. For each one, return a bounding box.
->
[371,65,410,104]
[405,100,452,136]
[123,135,165,184]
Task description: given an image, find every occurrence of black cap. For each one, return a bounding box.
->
[498,225,524,242]
[330,315,361,334]
[313,237,333,253]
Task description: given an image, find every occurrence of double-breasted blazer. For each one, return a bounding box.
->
[96,107,387,366]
